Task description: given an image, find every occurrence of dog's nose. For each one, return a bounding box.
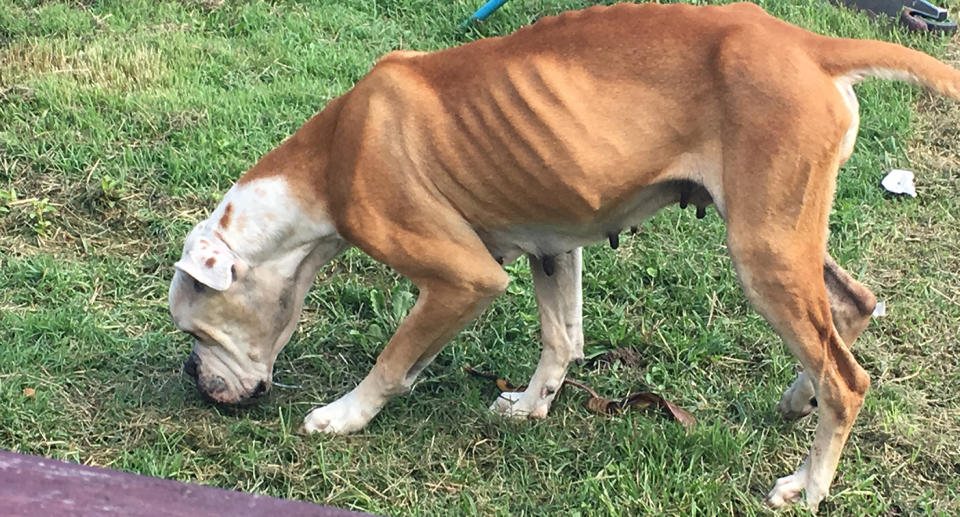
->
[183,352,200,380]
[251,380,268,398]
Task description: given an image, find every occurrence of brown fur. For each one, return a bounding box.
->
[218,202,233,230]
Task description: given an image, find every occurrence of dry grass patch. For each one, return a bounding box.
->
[0,169,210,259]
[850,41,960,515]
[1,37,171,90]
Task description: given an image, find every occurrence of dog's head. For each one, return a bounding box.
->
[168,178,347,405]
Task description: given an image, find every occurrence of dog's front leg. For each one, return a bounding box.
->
[491,248,584,419]
[302,257,509,434]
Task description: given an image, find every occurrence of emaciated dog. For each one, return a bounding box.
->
[169,3,960,510]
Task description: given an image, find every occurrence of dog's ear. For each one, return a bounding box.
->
[174,230,241,291]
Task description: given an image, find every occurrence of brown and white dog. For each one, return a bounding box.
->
[168,2,960,511]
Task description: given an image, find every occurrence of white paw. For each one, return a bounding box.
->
[489,391,526,416]
[489,390,551,419]
[300,390,380,435]
[764,473,806,509]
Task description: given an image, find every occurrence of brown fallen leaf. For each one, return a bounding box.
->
[584,395,620,414]
[466,365,696,428]
[23,388,35,398]
[559,376,600,398]
[463,365,527,392]
[621,392,697,429]
[495,378,527,392]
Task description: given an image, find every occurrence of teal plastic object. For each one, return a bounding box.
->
[459,0,510,28]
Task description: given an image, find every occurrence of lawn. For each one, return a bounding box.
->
[1,0,958,515]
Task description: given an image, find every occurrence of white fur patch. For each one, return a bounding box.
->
[833,79,861,166]
[844,67,922,86]
[765,471,808,509]
[211,177,338,270]
[301,386,383,434]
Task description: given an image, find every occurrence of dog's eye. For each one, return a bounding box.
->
[193,279,205,293]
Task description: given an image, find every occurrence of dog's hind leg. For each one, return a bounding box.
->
[491,248,584,418]
[823,254,877,347]
[715,58,874,507]
[778,253,876,420]
[728,227,870,511]
[722,149,870,511]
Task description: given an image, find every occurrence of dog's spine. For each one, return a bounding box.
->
[814,37,960,100]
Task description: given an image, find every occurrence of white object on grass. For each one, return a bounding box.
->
[872,300,886,317]
[881,169,917,197]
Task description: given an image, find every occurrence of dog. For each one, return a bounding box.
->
[168,2,960,511]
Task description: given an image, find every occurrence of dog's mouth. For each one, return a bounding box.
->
[183,351,269,405]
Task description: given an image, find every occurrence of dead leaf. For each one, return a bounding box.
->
[463,365,496,381]
[560,376,600,399]
[495,378,526,392]
[622,392,657,411]
[622,392,697,429]
[23,388,35,398]
[659,397,697,428]
[585,395,619,414]
[563,380,697,428]
[464,365,526,392]
[465,365,696,428]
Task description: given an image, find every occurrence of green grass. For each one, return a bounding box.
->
[2,0,959,515]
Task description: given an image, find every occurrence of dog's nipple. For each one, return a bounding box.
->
[679,189,690,209]
[696,205,707,219]
[541,255,555,276]
[607,231,620,250]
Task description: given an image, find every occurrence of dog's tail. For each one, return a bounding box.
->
[813,37,960,99]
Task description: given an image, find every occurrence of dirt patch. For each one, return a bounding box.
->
[0,169,210,260]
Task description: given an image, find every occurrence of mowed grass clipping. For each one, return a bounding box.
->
[1,0,959,515]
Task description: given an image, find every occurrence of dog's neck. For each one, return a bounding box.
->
[210,95,349,269]
[207,178,338,268]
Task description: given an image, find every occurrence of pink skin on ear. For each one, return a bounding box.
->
[174,232,239,291]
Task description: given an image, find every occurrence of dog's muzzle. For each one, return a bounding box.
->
[183,351,268,405]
